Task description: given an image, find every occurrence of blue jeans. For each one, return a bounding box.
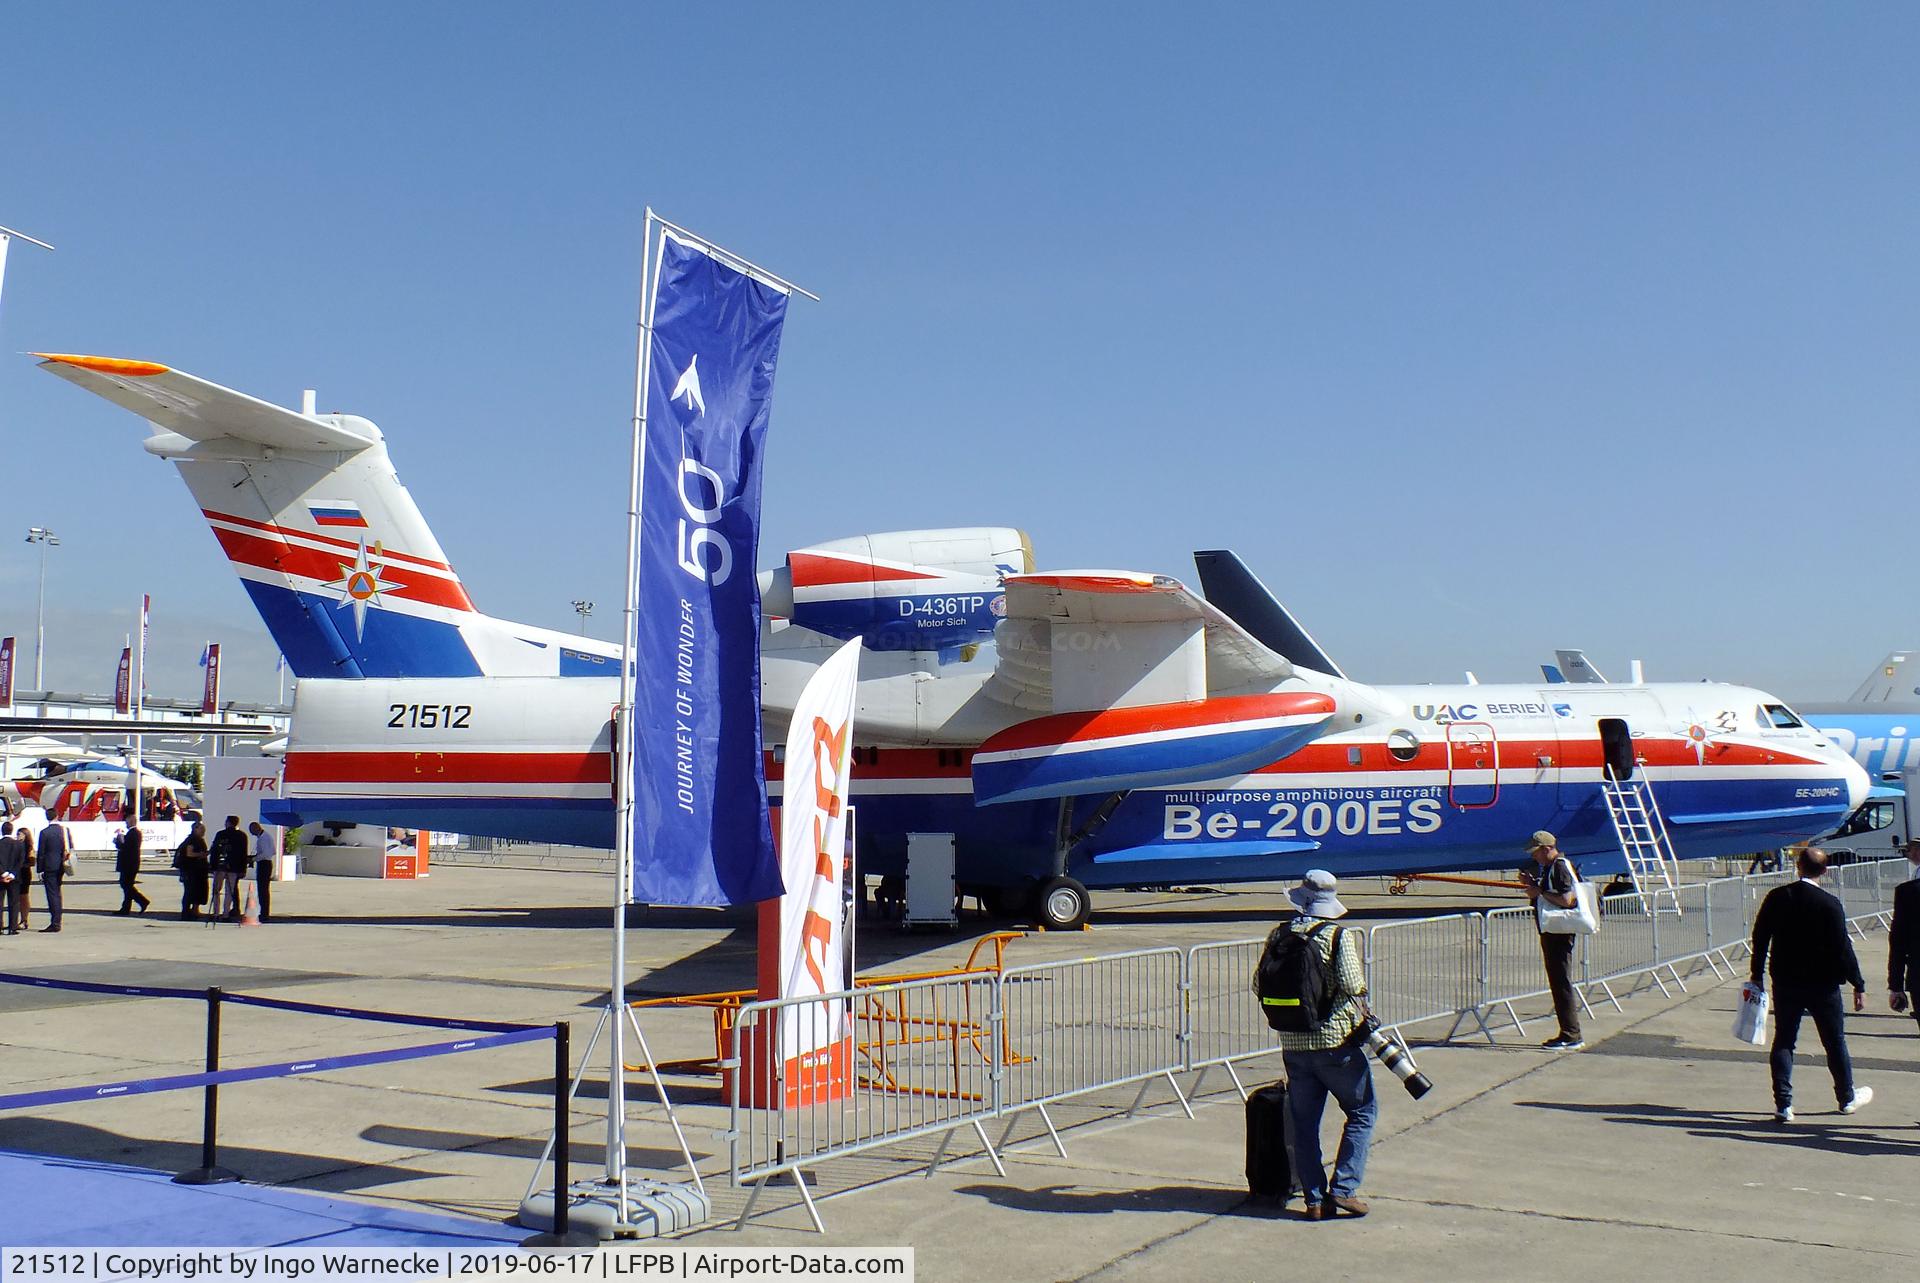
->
[1769,983,1852,1109]
[1283,1043,1378,1201]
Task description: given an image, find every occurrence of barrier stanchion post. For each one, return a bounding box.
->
[175,987,240,1185]
[523,1021,598,1248]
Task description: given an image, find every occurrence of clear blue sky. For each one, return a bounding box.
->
[2,4,1914,704]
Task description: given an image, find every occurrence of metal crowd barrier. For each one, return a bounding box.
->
[727,973,1005,1231]
[996,945,1192,1149]
[1363,913,1481,1038]
[1181,936,1266,1090]
[724,857,1911,1232]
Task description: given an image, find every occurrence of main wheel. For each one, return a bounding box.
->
[1034,875,1091,931]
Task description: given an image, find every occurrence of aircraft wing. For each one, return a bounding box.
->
[983,571,1295,715]
[36,354,376,453]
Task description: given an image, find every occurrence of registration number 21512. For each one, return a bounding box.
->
[387,703,472,729]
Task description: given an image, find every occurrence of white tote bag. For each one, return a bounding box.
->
[1536,879,1599,936]
[1732,983,1770,1045]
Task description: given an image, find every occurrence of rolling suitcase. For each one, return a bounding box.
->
[1245,1079,1295,1199]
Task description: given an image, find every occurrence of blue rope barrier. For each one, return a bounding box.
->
[0,971,208,1001]
[220,992,544,1033]
[0,971,542,1033]
[0,1026,552,1113]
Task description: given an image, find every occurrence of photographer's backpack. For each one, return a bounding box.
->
[1256,921,1340,1033]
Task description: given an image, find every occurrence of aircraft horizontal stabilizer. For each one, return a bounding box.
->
[983,571,1297,716]
[36,354,377,453]
[971,691,1335,805]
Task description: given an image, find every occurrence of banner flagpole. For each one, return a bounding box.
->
[609,207,660,1210]
[588,210,813,1235]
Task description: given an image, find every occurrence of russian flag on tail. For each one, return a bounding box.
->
[308,501,369,528]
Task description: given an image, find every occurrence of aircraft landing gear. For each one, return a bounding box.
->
[1034,875,1091,931]
[874,874,905,920]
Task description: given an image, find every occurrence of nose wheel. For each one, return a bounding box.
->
[1034,875,1090,931]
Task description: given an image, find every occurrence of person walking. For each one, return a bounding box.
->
[1750,845,1873,1122]
[35,818,71,933]
[175,822,210,921]
[1887,839,1920,1029]
[0,822,26,935]
[114,824,151,914]
[1520,831,1585,1051]
[248,821,276,923]
[1269,869,1376,1220]
[208,816,247,922]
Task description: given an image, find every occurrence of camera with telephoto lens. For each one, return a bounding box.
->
[1359,1015,1433,1099]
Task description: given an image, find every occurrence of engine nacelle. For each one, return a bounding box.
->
[760,527,1033,653]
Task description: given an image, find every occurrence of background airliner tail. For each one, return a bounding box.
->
[1847,650,1918,704]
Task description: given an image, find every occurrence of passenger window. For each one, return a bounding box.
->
[1762,704,1804,729]
[1387,729,1420,763]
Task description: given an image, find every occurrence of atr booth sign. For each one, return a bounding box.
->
[741,639,862,1108]
[205,757,294,881]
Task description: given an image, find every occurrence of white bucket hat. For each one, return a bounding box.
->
[1288,868,1347,920]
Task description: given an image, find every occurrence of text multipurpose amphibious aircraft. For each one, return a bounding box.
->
[41,353,1870,926]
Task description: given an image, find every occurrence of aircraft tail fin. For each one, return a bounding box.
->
[1553,649,1608,684]
[1191,550,1345,679]
[1543,664,1567,684]
[1847,651,1919,704]
[38,354,494,679]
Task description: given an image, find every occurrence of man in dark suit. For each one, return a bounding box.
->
[1750,846,1872,1122]
[1889,839,1920,1028]
[0,821,25,935]
[35,819,70,933]
[113,825,150,914]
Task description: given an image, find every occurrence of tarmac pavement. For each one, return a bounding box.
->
[0,860,1913,1280]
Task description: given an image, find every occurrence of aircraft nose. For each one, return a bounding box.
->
[1840,753,1871,813]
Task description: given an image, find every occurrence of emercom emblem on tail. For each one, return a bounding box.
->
[328,539,403,640]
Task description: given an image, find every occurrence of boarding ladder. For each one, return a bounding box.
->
[1599,775,1683,912]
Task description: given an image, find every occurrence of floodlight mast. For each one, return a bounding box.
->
[0,224,54,323]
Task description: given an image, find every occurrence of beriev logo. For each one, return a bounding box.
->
[671,354,705,416]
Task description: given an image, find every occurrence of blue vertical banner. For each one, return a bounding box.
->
[630,234,790,906]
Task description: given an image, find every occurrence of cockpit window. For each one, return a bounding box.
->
[1762,703,1804,729]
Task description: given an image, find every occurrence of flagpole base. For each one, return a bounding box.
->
[518,1178,710,1242]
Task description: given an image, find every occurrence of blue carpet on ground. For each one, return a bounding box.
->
[1,1150,527,1247]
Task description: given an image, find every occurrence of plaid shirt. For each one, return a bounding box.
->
[1267,915,1369,1052]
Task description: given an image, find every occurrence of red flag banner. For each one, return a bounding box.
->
[201,643,221,715]
[114,647,131,713]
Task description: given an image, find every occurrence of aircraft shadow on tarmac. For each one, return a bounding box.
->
[1516,1100,1920,1157]
[486,1073,727,1112]
[954,1181,1284,1218]
[357,1123,693,1170]
[0,1117,441,1192]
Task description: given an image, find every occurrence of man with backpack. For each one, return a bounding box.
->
[1257,868,1375,1220]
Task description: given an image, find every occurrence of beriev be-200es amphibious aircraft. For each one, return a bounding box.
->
[40,353,1869,926]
